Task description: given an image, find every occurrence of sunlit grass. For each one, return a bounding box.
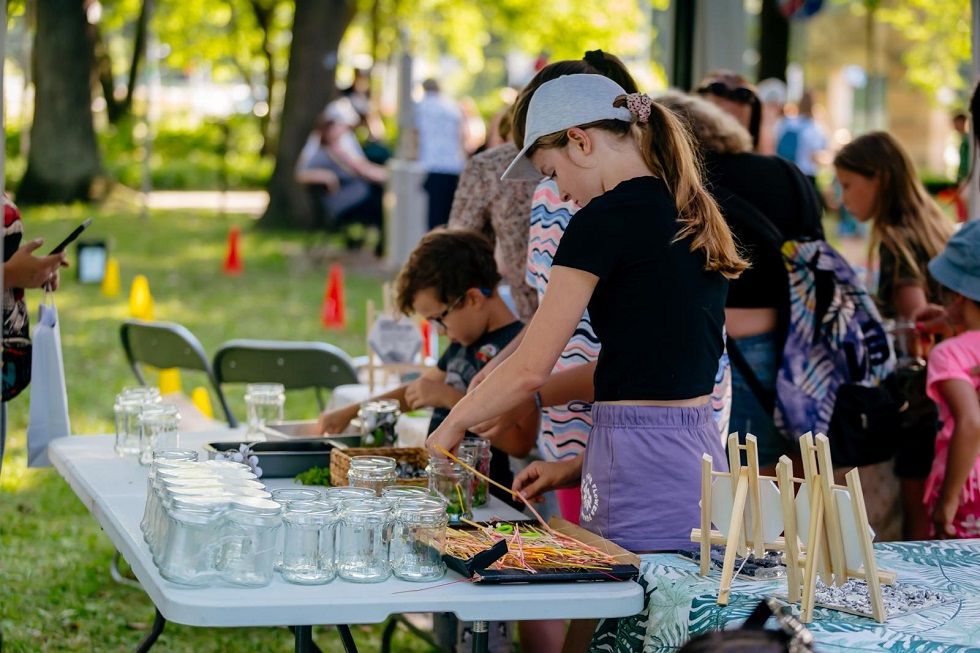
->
[0,204,437,652]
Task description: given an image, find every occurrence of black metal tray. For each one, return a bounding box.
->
[443,527,639,584]
[204,438,335,478]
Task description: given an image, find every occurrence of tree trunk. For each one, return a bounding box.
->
[18,0,105,205]
[757,0,790,82]
[248,0,277,157]
[89,19,124,123]
[258,0,354,229]
[122,0,148,115]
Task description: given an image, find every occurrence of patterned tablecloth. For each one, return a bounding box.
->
[590,540,980,653]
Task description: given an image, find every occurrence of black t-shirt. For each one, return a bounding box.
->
[428,320,524,508]
[704,152,823,309]
[551,176,728,401]
[877,242,941,319]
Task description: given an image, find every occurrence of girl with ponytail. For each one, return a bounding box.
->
[427,72,746,558]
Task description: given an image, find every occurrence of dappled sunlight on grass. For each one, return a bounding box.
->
[0,205,439,652]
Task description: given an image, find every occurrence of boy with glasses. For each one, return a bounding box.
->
[317,229,535,504]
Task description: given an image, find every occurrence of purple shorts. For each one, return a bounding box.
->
[579,403,728,552]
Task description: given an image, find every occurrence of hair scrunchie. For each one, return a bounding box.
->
[625,92,653,124]
[583,49,605,67]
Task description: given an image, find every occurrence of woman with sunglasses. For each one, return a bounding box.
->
[696,71,763,151]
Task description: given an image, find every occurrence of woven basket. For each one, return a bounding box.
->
[330,447,430,488]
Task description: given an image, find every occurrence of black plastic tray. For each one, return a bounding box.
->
[443,530,638,584]
[204,438,335,478]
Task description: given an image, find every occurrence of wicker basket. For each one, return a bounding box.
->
[330,447,430,488]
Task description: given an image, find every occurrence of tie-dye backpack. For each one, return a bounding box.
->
[716,159,894,443]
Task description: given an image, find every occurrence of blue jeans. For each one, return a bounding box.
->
[729,331,789,467]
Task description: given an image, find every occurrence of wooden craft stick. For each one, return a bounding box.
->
[815,434,847,585]
[801,474,824,623]
[699,454,713,576]
[718,469,749,606]
[435,445,555,534]
[777,456,802,604]
[846,468,887,623]
[745,435,766,555]
[726,432,748,556]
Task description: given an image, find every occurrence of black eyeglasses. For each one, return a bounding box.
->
[697,82,758,105]
[427,294,466,330]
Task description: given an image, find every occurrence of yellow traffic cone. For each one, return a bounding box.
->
[158,368,182,395]
[128,274,155,320]
[101,257,120,297]
[191,386,214,419]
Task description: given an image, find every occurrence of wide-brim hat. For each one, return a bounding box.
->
[501,74,634,181]
[928,220,980,303]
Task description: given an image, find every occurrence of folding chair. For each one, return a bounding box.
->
[212,339,358,420]
[119,319,236,427]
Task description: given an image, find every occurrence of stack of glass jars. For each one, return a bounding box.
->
[458,436,492,507]
[113,387,161,457]
[347,455,398,495]
[427,458,474,525]
[143,457,282,587]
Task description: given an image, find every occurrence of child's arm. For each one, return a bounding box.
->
[933,378,980,537]
[404,369,461,411]
[317,382,413,434]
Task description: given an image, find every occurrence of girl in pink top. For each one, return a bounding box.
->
[921,220,980,538]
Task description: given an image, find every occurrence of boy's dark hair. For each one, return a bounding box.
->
[396,229,501,315]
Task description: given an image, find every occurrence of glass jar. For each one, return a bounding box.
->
[216,497,283,587]
[427,459,473,525]
[390,498,448,582]
[158,495,227,586]
[381,486,434,505]
[357,399,401,447]
[281,500,340,584]
[458,436,492,507]
[322,486,376,501]
[244,383,285,440]
[138,403,181,466]
[271,487,322,570]
[337,499,392,583]
[348,456,398,496]
[142,449,198,549]
[114,387,161,457]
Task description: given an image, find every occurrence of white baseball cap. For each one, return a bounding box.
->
[501,74,634,181]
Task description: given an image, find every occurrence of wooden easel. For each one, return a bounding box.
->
[691,433,780,605]
[797,433,892,623]
[692,431,894,622]
[365,283,429,393]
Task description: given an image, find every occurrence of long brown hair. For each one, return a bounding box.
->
[524,102,747,279]
[834,131,953,280]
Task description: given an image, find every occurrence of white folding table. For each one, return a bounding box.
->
[48,431,643,652]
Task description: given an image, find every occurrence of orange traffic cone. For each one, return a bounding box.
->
[223,226,243,275]
[321,264,346,329]
[420,320,432,358]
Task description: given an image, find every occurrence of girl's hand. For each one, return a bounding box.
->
[512,458,582,502]
[932,500,958,539]
[471,396,536,440]
[426,419,467,456]
[914,304,953,337]
[6,240,67,289]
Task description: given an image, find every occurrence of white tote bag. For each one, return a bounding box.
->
[26,296,71,467]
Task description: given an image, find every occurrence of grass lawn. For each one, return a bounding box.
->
[0,202,438,652]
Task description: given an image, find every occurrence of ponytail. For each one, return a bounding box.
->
[613,96,748,279]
